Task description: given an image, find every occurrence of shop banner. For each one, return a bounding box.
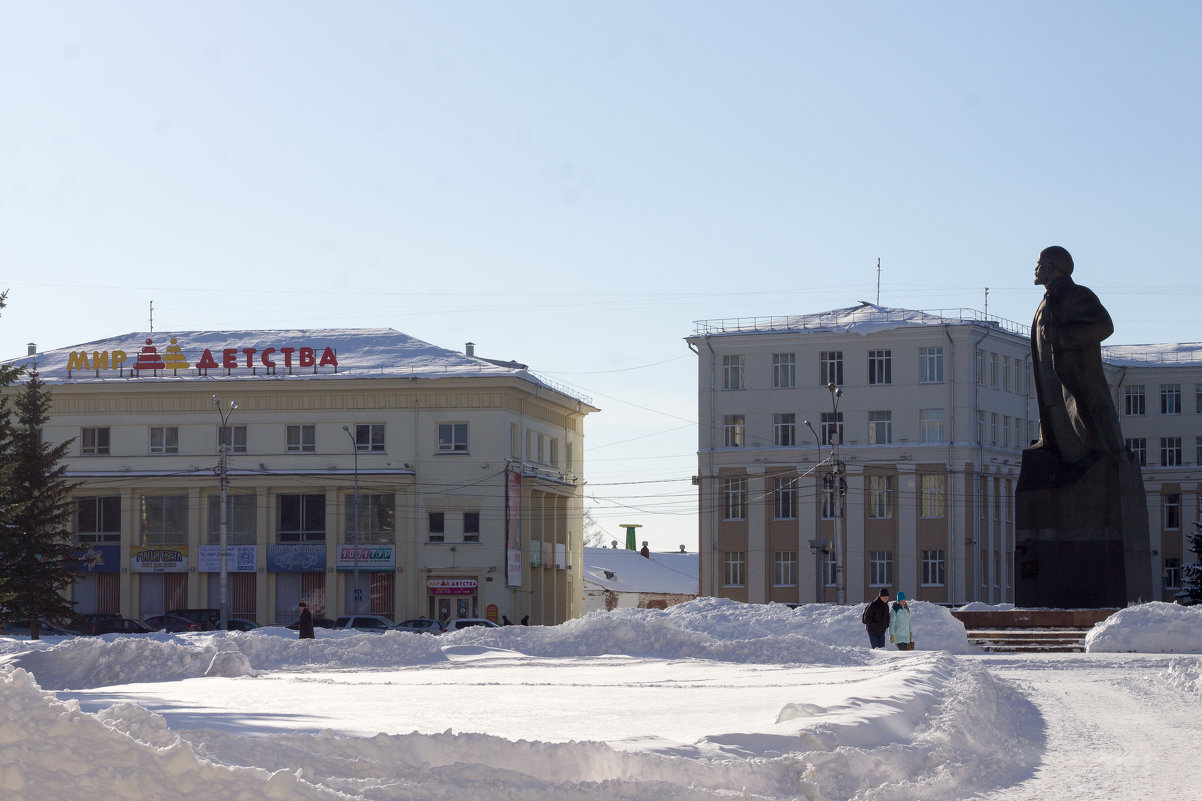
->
[130,545,189,573]
[77,544,120,573]
[267,544,326,573]
[198,545,258,573]
[336,545,395,571]
[543,541,554,569]
[427,578,478,596]
[529,540,542,569]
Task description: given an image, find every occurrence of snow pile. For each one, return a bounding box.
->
[1163,657,1202,694]
[1084,602,1202,653]
[956,601,1016,612]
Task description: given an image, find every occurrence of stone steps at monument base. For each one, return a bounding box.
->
[968,628,1089,653]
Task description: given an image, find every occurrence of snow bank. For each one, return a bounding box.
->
[1085,602,1202,653]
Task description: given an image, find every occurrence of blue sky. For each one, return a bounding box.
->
[2,2,1200,550]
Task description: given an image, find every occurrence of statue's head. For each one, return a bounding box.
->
[1035,245,1074,286]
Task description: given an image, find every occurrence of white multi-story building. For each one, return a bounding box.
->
[687,304,1201,607]
[10,329,596,626]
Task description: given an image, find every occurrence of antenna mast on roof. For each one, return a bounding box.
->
[149,300,154,333]
[984,288,989,320]
[875,258,881,305]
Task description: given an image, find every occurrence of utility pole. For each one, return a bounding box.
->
[213,395,238,630]
[342,425,362,614]
[827,383,846,605]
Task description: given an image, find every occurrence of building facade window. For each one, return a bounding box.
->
[773,413,796,447]
[919,409,944,443]
[149,426,179,455]
[463,511,481,543]
[286,425,316,453]
[437,422,469,452]
[1164,557,1182,590]
[277,494,326,542]
[819,351,843,386]
[1014,359,1024,394]
[990,413,999,446]
[1002,356,1011,391]
[1196,437,1202,466]
[1124,386,1146,416]
[868,550,893,586]
[76,496,121,543]
[921,550,946,586]
[920,474,946,518]
[723,355,745,390]
[355,424,386,452]
[81,427,110,455]
[920,347,944,384]
[345,494,396,544]
[1001,415,1011,448]
[976,410,986,443]
[1162,384,1182,415]
[989,353,999,387]
[218,425,248,454]
[206,494,258,545]
[773,476,797,520]
[722,478,747,521]
[1164,493,1181,530]
[823,550,837,586]
[867,475,894,519]
[772,353,795,389]
[1196,384,1202,414]
[820,483,838,519]
[773,551,798,587]
[1161,437,1183,467]
[1127,438,1147,466]
[723,415,745,448]
[820,412,843,446]
[868,350,891,385]
[975,349,985,384]
[868,411,892,445]
[722,551,746,587]
[428,512,445,542]
[138,494,188,545]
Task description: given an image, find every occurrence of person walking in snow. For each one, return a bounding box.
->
[862,588,891,648]
[297,601,315,639]
[889,591,914,650]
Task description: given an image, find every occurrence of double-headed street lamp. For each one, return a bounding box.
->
[341,425,362,615]
[213,395,238,631]
[803,383,846,605]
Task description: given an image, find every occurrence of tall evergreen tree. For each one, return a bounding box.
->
[0,290,22,611]
[1178,520,1202,606]
[0,364,86,638]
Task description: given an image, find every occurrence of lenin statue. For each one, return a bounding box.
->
[1015,246,1152,607]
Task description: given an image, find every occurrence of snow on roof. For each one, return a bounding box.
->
[691,303,1030,339]
[7,328,593,404]
[582,547,698,595]
[1102,342,1202,367]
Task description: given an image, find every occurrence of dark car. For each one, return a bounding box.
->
[225,618,260,631]
[0,619,77,637]
[287,616,338,630]
[143,614,201,633]
[69,612,120,634]
[90,618,154,635]
[166,609,221,630]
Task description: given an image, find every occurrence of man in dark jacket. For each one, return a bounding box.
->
[297,601,315,639]
[861,589,890,648]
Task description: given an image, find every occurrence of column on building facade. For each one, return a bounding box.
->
[1001,475,1013,603]
[745,469,767,604]
[896,465,918,597]
[256,486,270,624]
[844,466,865,602]
[119,487,134,616]
[187,486,203,608]
[554,493,569,623]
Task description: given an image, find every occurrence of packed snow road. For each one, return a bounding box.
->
[969,653,1202,801]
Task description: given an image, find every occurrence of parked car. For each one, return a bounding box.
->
[395,618,446,634]
[225,618,260,632]
[287,616,338,631]
[90,618,154,635]
[0,619,77,637]
[444,618,501,631]
[334,615,396,633]
[68,612,120,634]
[166,608,221,630]
[143,614,201,633]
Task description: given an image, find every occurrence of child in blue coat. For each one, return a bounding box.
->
[889,591,914,650]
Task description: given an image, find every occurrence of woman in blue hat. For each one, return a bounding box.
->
[889,591,914,651]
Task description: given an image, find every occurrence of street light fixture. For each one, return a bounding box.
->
[825,383,846,605]
[341,425,362,614]
[213,394,238,631]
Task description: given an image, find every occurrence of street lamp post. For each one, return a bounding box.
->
[213,395,238,631]
[826,383,846,605]
[341,425,362,614]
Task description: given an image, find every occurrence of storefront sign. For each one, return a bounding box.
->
[267,544,327,573]
[426,578,478,596]
[130,546,189,573]
[529,540,542,568]
[543,541,554,569]
[77,544,120,573]
[486,604,499,623]
[336,545,395,571]
[198,545,258,573]
[66,337,339,374]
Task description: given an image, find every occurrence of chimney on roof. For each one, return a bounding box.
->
[27,343,36,356]
[466,342,475,357]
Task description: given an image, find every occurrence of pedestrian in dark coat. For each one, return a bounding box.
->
[861,589,891,648]
[297,601,315,639]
